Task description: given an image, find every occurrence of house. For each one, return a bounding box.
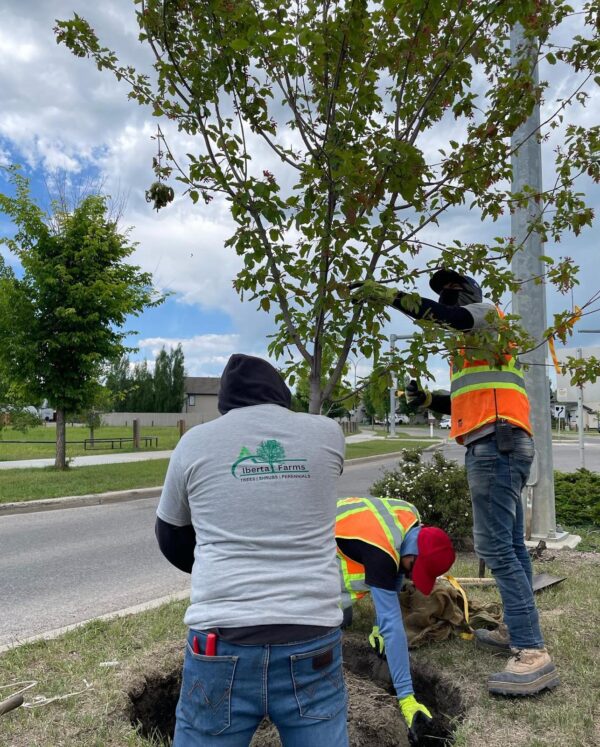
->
[183,377,221,423]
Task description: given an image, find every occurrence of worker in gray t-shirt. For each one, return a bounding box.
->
[156,353,349,747]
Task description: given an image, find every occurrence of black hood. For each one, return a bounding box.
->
[218,354,292,414]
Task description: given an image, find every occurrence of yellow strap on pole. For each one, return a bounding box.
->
[441,574,474,640]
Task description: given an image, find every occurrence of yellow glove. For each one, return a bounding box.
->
[349,280,398,306]
[399,694,433,745]
[368,625,385,657]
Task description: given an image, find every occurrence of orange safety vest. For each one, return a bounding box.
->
[450,308,532,443]
[335,496,420,609]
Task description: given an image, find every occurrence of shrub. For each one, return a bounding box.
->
[554,469,600,526]
[371,448,473,548]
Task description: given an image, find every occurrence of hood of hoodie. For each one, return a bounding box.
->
[218,354,292,414]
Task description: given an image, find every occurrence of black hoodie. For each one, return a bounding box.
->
[218,353,292,414]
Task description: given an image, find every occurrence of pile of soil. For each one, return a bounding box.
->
[125,634,464,746]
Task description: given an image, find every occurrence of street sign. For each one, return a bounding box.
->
[553,405,566,418]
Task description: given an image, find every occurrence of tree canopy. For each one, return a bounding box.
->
[56,1,600,411]
[0,166,162,467]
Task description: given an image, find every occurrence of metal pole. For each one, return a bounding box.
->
[510,25,558,541]
[577,347,585,468]
[389,335,397,438]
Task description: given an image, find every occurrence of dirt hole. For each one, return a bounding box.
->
[126,634,464,746]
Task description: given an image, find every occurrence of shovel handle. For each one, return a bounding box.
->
[0,694,24,716]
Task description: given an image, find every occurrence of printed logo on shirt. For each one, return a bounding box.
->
[231,439,310,481]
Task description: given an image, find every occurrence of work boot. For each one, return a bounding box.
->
[475,623,511,654]
[488,648,560,696]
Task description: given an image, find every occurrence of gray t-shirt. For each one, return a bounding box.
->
[157,404,345,630]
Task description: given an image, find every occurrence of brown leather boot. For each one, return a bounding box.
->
[474,623,511,654]
[488,648,559,695]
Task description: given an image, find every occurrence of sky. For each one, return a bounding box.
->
[0,1,598,389]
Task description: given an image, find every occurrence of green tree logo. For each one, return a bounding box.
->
[256,440,286,470]
[231,439,306,477]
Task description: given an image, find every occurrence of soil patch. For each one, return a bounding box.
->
[125,634,464,746]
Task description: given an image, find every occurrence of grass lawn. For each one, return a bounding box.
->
[0,460,170,503]
[0,439,436,504]
[345,437,436,460]
[1,550,598,746]
[0,425,182,461]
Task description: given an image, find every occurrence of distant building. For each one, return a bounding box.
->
[183,376,221,423]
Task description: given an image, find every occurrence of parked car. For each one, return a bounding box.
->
[439,417,451,429]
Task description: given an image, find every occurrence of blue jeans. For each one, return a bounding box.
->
[173,628,349,747]
[465,430,544,650]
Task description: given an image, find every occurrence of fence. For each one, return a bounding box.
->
[101,412,208,428]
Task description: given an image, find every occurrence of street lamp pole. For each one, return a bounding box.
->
[389,334,412,438]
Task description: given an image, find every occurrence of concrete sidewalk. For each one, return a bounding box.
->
[0,450,174,470]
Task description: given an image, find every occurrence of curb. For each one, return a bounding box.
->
[0,444,442,517]
[0,486,162,516]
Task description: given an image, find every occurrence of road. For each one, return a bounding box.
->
[2,439,598,649]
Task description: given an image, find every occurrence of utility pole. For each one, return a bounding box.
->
[389,334,412,437]
[510,26,577,548]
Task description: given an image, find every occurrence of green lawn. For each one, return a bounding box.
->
[0,460,170,503]
[0,425,181,461]
[345,437,435,459]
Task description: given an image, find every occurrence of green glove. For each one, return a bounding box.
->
[368,625,385,657]
[349,280,398,306]
[404,380,432,410]
[399,694,433,746]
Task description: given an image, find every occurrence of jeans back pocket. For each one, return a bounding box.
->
[291,641,346,720]
[177,645,238,736]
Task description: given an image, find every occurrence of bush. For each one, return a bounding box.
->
[554,469,600,526]
[371,448,473,548]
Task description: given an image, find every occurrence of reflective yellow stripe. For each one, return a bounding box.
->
[451,381,528,398]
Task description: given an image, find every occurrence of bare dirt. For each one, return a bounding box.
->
[124,634,464,746]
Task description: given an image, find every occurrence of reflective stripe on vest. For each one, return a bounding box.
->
[336,497,420,609]
[449,309,531,441]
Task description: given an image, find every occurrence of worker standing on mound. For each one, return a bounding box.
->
[352,268,559,696]
[336,495,455,744]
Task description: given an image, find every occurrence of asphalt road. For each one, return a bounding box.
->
[2,439,598,649]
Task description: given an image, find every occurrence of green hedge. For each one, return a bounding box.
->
[554,469,600,526]
[370,451,600,547]
[371,449,473,547]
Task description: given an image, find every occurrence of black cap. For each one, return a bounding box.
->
[429,268,473,294]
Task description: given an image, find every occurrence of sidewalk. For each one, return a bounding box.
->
[0,450,174,470]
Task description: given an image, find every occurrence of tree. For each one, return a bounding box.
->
[153,348,172,412]
[0,166,161,468]
[256,439,286,471]
[169,344,186,412]
[56,2,600,411]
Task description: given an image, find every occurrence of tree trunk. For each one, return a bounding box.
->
[55,409,67,469]
[309,373,322,414]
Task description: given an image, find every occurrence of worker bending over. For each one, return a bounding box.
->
[336,496,455,743]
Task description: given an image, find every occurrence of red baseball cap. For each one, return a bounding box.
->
[412,527,456,595]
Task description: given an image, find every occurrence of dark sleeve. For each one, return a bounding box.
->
[337,538,399,591]
[391,291,474,331]
[155,516,196,574]
[430,392,451,416]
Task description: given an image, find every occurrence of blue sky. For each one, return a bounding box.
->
[1,1,598,387]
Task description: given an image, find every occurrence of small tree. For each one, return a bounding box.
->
[0,166,162,468]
